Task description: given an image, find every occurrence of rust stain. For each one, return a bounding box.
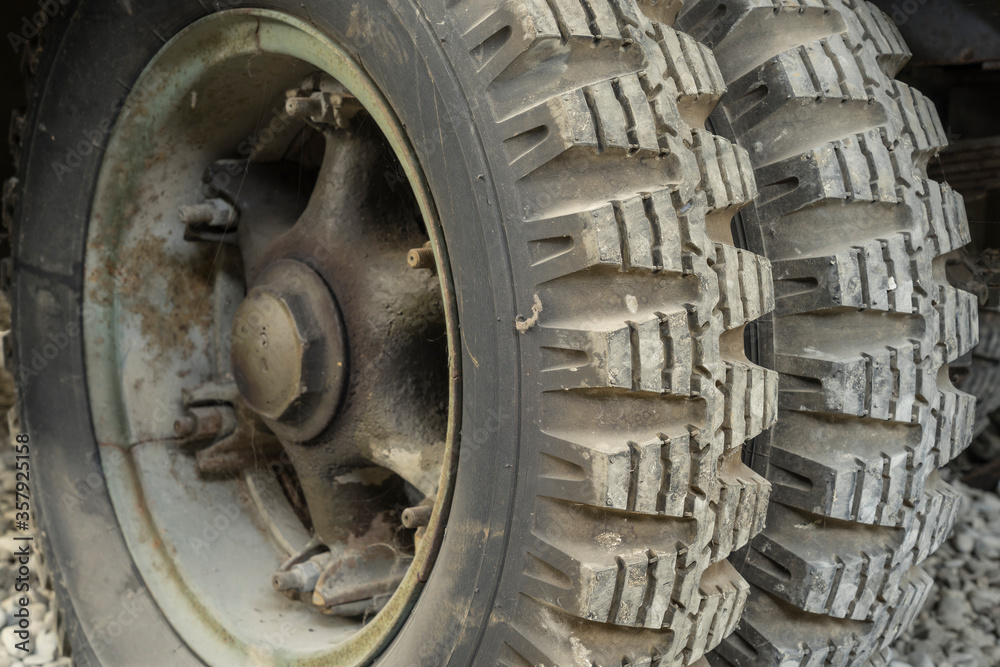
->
[132,238,216,362]
[101,231,217,362]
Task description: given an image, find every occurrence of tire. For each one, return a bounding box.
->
[961,310,1000,467]
[675,1,977,664]
[10,0,774,665]
[948,252,1000,474]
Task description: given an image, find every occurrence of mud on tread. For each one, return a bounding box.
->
[675,0,976,663]
[450,0,776,662]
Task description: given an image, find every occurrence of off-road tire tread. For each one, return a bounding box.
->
[450,0,775,663]
[675,0,976,663]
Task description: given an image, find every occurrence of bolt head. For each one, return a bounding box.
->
[231,289,308,420]
[406,246,434,270]
[230,260,346,439]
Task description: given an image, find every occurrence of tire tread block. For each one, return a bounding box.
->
[713,568,932,667]
[740,486,957,620]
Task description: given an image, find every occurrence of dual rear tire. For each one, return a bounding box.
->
[7,0,973,664]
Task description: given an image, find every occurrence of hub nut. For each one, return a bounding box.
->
[231,259,347,441]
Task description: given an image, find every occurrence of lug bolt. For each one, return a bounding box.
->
[401,505,432,529]
[273,557,327,600]
[178,198,237,229]
[285,95,324,120]
[173,405,237,446]
[406,246,434,270]
[174,416,197,438]
[285,85,363,129]
[178,203,216,224]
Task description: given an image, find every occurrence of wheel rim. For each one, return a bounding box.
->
[84,9,459,665]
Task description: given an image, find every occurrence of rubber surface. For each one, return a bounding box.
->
[448,0,778,662]
[10,0,776,665]
[962,311,1000,462]
[676,1,977,663]
[947,252,1000,467]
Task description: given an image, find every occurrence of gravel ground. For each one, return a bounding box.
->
[1,436,998,666]
[886,471,1000,667]
[0,426,66,667]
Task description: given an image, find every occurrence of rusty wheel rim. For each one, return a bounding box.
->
[83,10,459,665]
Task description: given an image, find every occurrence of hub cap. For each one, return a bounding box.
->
[231,260,347,440]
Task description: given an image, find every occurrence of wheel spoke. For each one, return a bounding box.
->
[364,437,445,499]
[252,126,450,482]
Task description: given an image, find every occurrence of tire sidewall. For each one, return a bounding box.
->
[15,1,524,664]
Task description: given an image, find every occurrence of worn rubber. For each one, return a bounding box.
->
[4,3,90,664]
[676,0,976,664]
[13,0,775,664]
[962,311,1000,462]
[947,252,1000,466]
[452,0,776,663]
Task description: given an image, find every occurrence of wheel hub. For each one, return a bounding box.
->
[83,10,460,662]
[231,259,347,441]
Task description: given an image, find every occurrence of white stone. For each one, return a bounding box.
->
[0,626,25,658]
[28,633,55,663]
